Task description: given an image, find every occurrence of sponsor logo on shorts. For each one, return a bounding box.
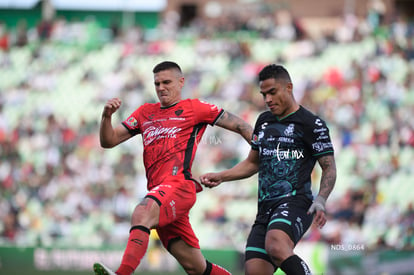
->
[170,200,176,219]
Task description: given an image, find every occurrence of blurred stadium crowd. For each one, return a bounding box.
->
[1,4,414,255]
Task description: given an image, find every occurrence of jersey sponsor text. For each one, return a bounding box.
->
[143,126,182,145]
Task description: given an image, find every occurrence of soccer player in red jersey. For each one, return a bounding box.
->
[93,61,253,275]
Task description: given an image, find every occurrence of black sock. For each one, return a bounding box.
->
[202,260,212,275]
[280,255,311,275]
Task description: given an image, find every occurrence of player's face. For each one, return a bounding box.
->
[259,78,295,118]
[154,69,184,107]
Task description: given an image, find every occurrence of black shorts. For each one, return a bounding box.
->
[245,195,313,265]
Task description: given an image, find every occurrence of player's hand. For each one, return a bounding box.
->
[102,98,122,117]
[307,195,327,228]
[199,173,223,188]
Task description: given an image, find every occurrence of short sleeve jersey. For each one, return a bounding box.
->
[251,106,334,203]
[122,99,223,191]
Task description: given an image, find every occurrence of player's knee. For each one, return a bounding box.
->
[265,231,294,265]
[131,200,159,227]
[265,242,294,266]
[175,255,206,275]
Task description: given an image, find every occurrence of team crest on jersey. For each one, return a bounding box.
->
[126,117,138,127]
[284,124,295,136]
[175,109,183,116]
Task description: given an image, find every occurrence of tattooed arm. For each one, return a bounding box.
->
[215,111,253,144]
[317,154,337,199]
[308,154,337,228]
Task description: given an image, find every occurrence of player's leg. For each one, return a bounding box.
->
[169,239,206,274]
[93,196,160,275]
[265,228,294,266]
[266,230,311,275]
[169,238,231,275]
[265,228,310,273]
[116,196,160,274]
[156,189,230,275]
[245,222,277,275]
[245,258,275,275]
[265,199,313,275]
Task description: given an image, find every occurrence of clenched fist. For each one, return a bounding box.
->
[102,98,122,118]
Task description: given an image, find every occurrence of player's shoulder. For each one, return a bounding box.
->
[253,111,274,130]
[187,98,221,112]
[136,102,160,112]
[297,105,316,116]
[141,101,160,108]
[188,98,213,106]
[181,98,198,106]
[256,111,274,123]
[296,106,330,133]
[297,106,324,122]
[175,98,198,110]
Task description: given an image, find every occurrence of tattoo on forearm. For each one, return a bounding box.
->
[221,111,253,143]
[318,155,336,199]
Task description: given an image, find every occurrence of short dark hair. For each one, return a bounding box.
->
[152,61,182,74]
[258,64,291,83]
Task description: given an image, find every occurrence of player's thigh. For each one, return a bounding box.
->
[169,238,206,274]
[268,200,313,245]
[131,197,160,227]
[157,213,200,250]
[245,222,277,272]
[265,228,295,263]
[245,258,275,275]
[147,180,196,227]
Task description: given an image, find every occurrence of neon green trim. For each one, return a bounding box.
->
[276,110,297,121]
[246,247,268,255]
[313,151,334,157]
[269,218,291,227]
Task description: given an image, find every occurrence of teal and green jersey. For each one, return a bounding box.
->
[251,106,334,204]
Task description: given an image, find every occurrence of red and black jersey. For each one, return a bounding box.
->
[122,99,224,191]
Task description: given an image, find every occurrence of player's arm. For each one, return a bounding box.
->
[317,154,336,199]
[200,149,259,188]
[100,98,133,148]
[215,111,253,144]
[308,154,337,228]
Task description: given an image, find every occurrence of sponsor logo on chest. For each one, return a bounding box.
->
[261,142,305,161]
[143,125,182,145]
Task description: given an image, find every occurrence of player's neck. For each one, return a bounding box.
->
[276,104,300,120]
[160,100,181,108]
